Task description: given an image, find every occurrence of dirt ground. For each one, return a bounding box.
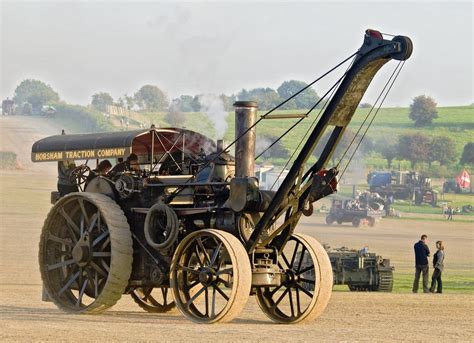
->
[1,116,473,341]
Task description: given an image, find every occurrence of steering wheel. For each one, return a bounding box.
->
[69,165,92,191]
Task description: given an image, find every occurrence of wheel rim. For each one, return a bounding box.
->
[170,229,251,323]
[131,287,176,313]
[39,193,132,312]
[256,234,332,324]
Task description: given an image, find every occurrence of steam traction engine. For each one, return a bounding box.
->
[32,30,412,323]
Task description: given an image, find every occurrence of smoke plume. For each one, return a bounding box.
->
[198,94,228,139]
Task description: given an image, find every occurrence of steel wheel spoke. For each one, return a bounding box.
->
[100,237,110,250]
[185,286,206,308]
[92,230,109,247]
[60,208,80,241]
[93,252,111,258]
[47,233,73,247]
[212,284,229,301]
[77,199,90,227]
[272,288,289,310]
[210,242,222,266]
[296,247,306,273]
[281,252,291,270]
[296,283,313,298]
[205,288,209,317]
[76,279,88,307]
[94,270,99,297]
[88,213,99,233]
[90,261,108,278]
[290,241,300,268]
[299,278,315,285]
[178,264,200,275]
[101,260,110,272]
[288,289,295,318]
[270,284,283,296]
[193,247,204,267]
[58,271,80,296]
[211,286,217,318]
[297,265,314,276]
[196,237,211,265]
[296,287,301,315]
[47,259,75,271]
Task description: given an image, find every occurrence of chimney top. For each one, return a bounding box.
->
[233,101,258,108]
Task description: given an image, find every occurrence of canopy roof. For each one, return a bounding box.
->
[31,127,216,162]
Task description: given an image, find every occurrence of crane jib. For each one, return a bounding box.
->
[246,30,413,253]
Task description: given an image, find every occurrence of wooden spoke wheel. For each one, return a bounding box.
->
[170,229,251,323]
[255,233,332,324]
[130,287,176,313]
[39,193,132,313]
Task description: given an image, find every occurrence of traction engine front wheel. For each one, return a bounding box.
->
[39,193,133,313]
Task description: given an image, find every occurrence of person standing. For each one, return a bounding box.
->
[430,241,445,293]
[447,206,454,220]
[57,160,78,197]
[413,234,431,293]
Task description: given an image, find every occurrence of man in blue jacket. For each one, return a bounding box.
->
[413,234,431,293]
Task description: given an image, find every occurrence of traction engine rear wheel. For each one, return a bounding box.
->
[130,287,176,313]
[170,229,251,323]
[39,193,133,313]
[255,233,332,324]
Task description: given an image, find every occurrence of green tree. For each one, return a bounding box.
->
[237,88,280,110]
[219,94,237,112]
[172,95,195,112]
[134,85,169,111]
[277,80,321,110]
[91,92,114,112]
[13,79,59,113]
[409,95,438,127]
[123,94,135,110]
[397,133,430,168]
[428,136,456,166]
[460,142,474,165]
[375,136,399,168]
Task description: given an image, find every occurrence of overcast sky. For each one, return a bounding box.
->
[1,1,473,107]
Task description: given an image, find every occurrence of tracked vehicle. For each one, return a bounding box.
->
[327,247,393,291]
[32,30,412,324]
[299,246,393,292]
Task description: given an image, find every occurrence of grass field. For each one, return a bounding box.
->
[333,272,474,294]
[109,105,473,153]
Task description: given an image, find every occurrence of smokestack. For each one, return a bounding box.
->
[233,101,258,177]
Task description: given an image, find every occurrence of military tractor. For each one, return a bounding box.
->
[368,170,438,206]
[326,197,384,227]
[32,30,412,324]
[300,246,393,292]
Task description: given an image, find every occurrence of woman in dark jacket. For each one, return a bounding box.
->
[430,241,445,293]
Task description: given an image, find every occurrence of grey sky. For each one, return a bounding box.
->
[1,1,473,107]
